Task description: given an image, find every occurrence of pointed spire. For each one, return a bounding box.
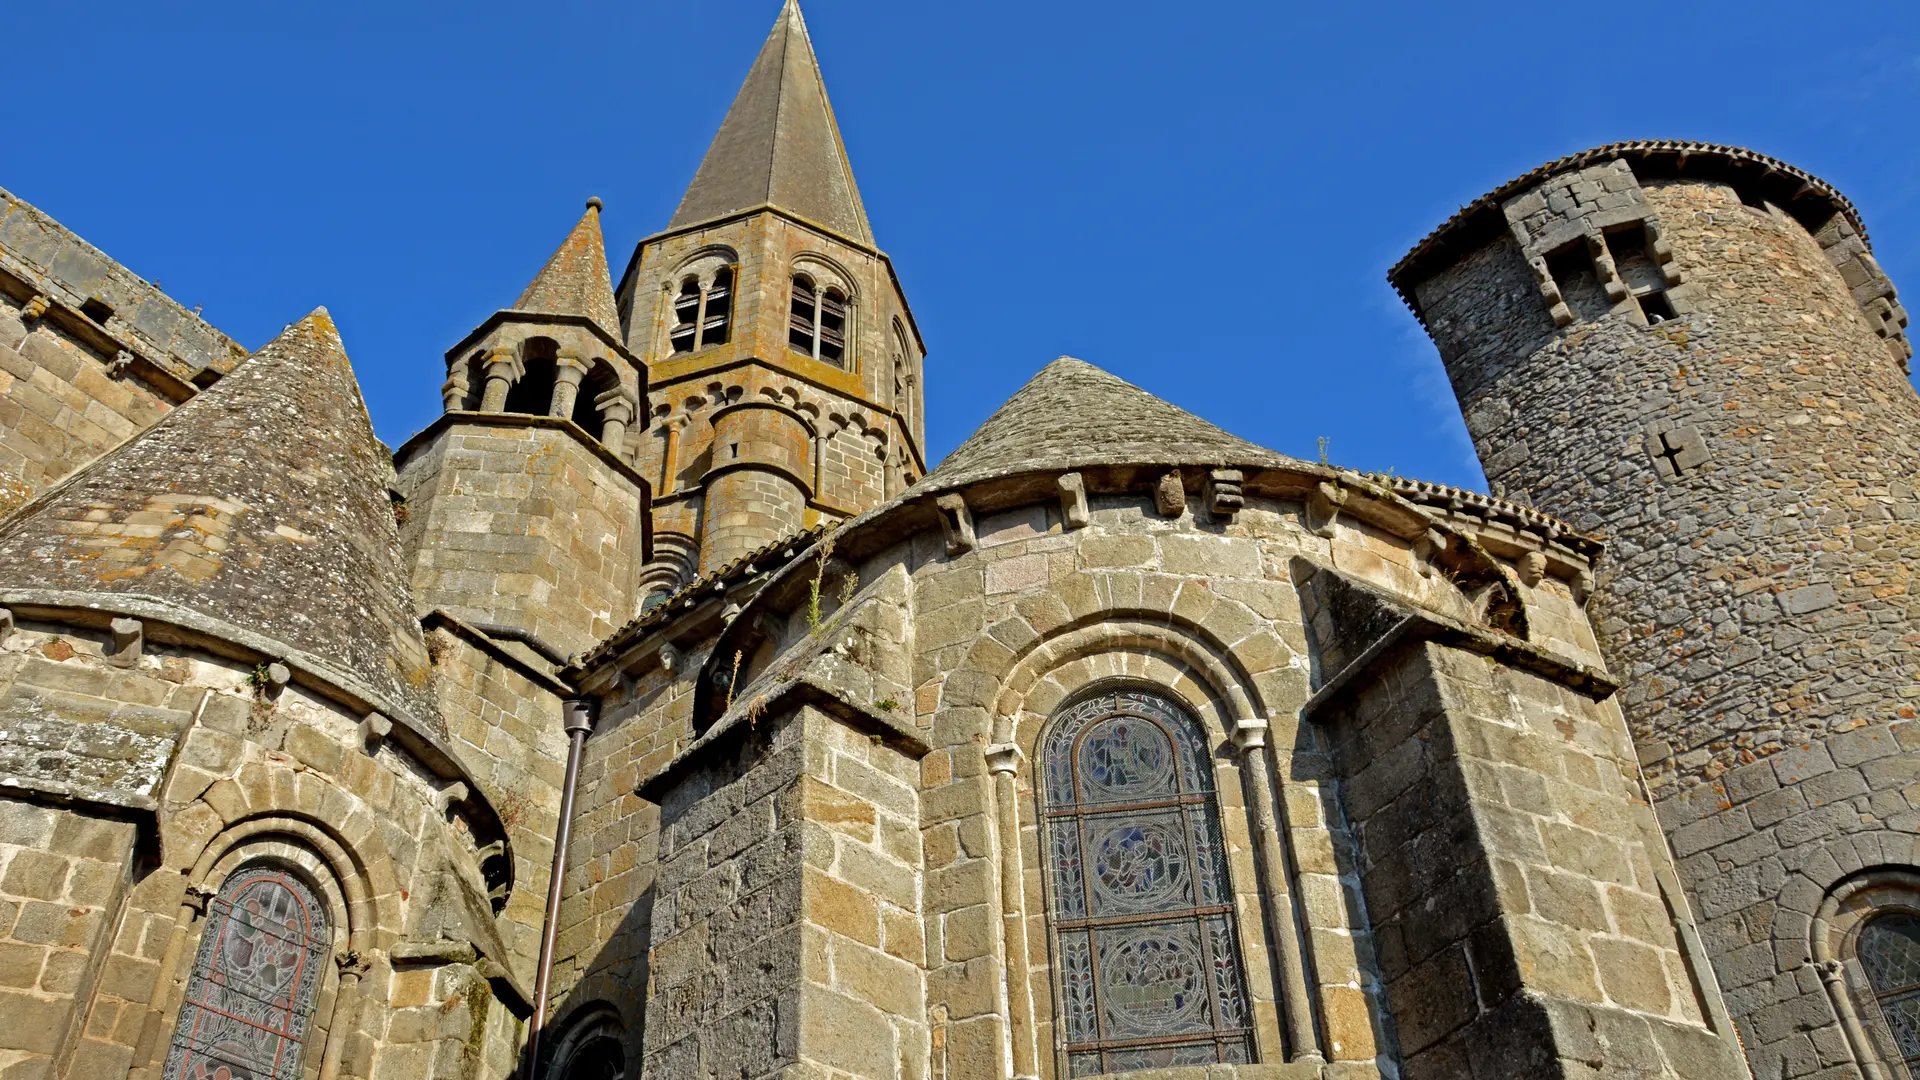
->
[921,357,1297,490]
[671,0,874,245]
[513,198,622,337]
[0,309,441,729]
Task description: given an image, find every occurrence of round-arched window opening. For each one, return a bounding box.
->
[555,1033,625,1080]
[1859,912,1920,1070]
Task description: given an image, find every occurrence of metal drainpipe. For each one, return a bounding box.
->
[527,697,595,1079]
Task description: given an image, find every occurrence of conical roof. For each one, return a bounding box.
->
[513,200,622,337]
[0,310,440,730]
[669,0,873,245]
[918,357,1298,490]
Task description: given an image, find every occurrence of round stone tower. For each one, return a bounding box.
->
[1392,141,1920,1074]
[699,399,813,571]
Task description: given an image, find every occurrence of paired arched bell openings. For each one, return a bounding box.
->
[1037,687,1257,1074]
[159,828,361,1080]
[1814,868,1920,1078]
[666,250,737,357]
[788,260,854,370]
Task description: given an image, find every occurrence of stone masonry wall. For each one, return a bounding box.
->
[396,420,647,658]
[1319,637,1740,1079]
[0,614,528,1080]
[0,799,139,1080]
[1412,168,1920,1079]
[642,704,927,1080]
[0,296,178,505]
[426,628,570,972]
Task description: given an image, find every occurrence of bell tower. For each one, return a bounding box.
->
[616,0,926,584]
[393,200,653,658]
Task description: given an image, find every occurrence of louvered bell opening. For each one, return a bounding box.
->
[789,289,818,353]
[818,291,847,366]
[702,271,733,347]
[671,282,702,354]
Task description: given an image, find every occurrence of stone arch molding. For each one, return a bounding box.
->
[166,758,407,951]
[1801,859,1920,1080]
[790,251,858,300]
[668,245,739,288]
[963,611,1335,1067]
[985,616,1267,751]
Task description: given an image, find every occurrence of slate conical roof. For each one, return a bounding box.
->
[919,357,1298,490]
[0,310,441,730]
[669,0,874,245]
[513,200,622,337]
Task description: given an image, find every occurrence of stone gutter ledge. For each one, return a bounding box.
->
[638,672,928,802]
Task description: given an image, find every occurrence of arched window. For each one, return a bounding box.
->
[163,864,332,1080]
[1858,913,1920,1070]
[788,275,849,368]
[504,338,558,416]
[1039,689,1254,1076]
[571,360,621,443]
[668,269,732,355]
[890,319,914,436]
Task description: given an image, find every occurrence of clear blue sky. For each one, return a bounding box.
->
[7,2,1917,492]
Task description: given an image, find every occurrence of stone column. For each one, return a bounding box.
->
[659,415,685,495]
[1232,717,1323,1064]
[440,365,468,411]
[131,885,218,1080]
[985,743,1040,1080]
[317,951,369,1080]
[478,349,521,412]
[595,389,636,458]
[549,356,586,418]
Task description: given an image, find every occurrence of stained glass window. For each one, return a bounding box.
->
[163,865,332,1080]
[1860,913,1920,1071]
[1040,690,1254,1076]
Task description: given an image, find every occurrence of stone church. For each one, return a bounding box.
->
[0,2,1913,1079]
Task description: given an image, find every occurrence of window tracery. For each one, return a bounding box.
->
[1040,689,1254,1076]
[163,864,332,1080]
[1860,912,1920,1071]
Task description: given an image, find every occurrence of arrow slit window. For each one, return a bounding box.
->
[1040,689,1254,1076]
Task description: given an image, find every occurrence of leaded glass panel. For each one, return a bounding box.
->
[1860,913,1920,1069]
[1039,690,1255,1073]
[163,865,332,1080]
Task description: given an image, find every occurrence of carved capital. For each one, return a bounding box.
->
[984,743,1024,777]
[1231,718,1269,754]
